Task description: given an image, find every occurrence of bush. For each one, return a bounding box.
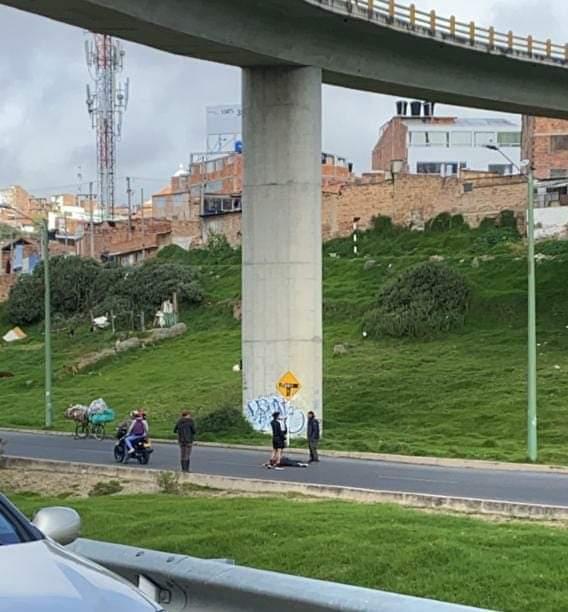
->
[498,210,518,233]
[158,235,240,266]
[363,262,471,338]
[88,480,123,497]
[371,215,397,234]
[7,274,43,325]
[7,256,203,325]
[198,403,253,436]
[425,213,453,233]
[157,471,180,494]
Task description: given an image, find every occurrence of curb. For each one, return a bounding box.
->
[4,455,568,522]
[2,426,568,474]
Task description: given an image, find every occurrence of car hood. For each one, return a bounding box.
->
[0,539,162,612]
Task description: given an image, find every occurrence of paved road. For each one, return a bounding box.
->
[3,430,568,507]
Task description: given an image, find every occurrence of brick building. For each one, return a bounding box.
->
[372,102,521,177]
[153,152,352,221]
[76,219,172,265]
[522,117,568,180]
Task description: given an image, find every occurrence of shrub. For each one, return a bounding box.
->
[157,471,180,494]
[363,262,471,338]
[7,274,43,325]
[371,215,397,234]
[424,213,453,233]
[7,256,203,325]
[198,403,253,436]
[498,210,519,233]
[88,480,123,497]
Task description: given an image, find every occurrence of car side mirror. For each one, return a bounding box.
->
[32,507,81,545]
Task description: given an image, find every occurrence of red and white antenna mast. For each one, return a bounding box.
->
[85,33,129,220]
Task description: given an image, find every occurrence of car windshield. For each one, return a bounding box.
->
[0,495,43,546]
[0,509,24,545]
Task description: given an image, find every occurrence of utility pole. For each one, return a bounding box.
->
[126,176,133,239]
[486,144,538,461]
[42,219,53,428]
[89,181,95,259]
[140,187,145,261]
[527,168,537,462]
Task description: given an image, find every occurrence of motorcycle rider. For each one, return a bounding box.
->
[125,411,148,455]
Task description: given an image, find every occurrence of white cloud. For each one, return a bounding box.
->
[0,0,564,191]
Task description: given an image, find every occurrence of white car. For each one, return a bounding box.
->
[0,494,164,612]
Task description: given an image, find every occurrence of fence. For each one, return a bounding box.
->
[68,538,489,611]
[314,0,568,65]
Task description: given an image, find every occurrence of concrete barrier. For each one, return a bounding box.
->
[67,538,489,611]
[5,456,568,521]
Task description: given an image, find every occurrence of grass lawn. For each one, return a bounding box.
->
[3,226,568,463]
[10,491,568,612]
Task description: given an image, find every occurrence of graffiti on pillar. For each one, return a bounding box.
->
[246,395,306,435]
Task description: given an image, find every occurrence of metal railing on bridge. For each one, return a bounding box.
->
[316,0,568,65]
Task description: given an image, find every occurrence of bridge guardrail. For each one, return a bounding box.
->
[67,538,490,611]
[315,0,567,65]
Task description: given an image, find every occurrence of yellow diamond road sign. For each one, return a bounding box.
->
[276,371,301,400]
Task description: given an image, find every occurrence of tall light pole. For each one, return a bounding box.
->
[0,204,53,428]
[486,145,537,461]
[42,218,53,428]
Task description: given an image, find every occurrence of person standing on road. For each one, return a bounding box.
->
[174,410,196,473]
[267,411,287,469]
[307,411,320,463]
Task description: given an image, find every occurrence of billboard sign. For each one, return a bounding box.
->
[206,105,242,136]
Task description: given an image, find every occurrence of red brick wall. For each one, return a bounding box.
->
[322,173,526,239]
[523,116,568,179]
[372,118,408,172]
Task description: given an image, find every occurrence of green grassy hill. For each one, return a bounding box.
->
[3,220,568,463]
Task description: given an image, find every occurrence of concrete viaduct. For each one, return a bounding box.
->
[3,0,568,434]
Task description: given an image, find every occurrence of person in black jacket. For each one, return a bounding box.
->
[307,411,320,463]
[268,411,287,468]
[174,410,196,473]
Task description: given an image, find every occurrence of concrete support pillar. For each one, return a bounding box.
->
[242,66,322,438]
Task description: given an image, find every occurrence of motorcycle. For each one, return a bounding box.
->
[113,425,153,465]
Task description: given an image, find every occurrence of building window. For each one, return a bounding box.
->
[450,131,473,147]
[497,132,521,147]
[474,132,496,147]
[205,180,223,193]
[551,135,568,151]
[550,168,568,179]
[417,162,464,175]
[409,132,448,147]
[488,164,514,175]
[427,132,448,147]
[463,183,474,193]
[417,162,442,174]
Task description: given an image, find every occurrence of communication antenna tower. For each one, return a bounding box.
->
[85,33,129,220]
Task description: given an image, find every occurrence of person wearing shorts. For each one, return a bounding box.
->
[268,411,287,468]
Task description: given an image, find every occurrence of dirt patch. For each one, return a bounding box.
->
[0,466,275,500]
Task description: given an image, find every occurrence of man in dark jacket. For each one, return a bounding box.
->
[307,411,320,463]
[174,410,196,473]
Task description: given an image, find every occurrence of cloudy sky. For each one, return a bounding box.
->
[0,0,565,200]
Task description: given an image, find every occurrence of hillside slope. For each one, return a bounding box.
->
[3,222,568,463]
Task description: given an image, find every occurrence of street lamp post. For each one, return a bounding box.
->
[486,145,537,461]
[42,218,53,428]
[1,204,52,428]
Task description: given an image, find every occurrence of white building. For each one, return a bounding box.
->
[373,103,522,177]
[407,117,521,176]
